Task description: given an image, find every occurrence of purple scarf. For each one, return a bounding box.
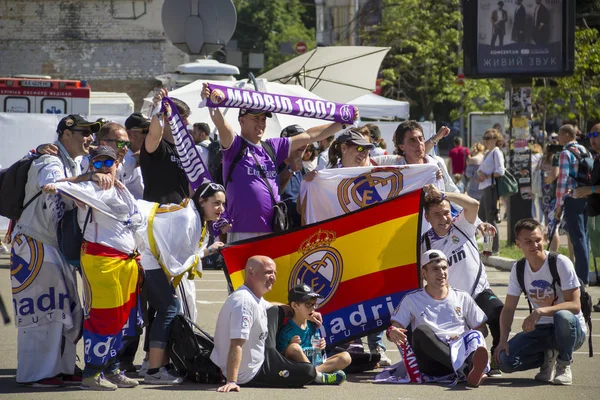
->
[205,83,356,124]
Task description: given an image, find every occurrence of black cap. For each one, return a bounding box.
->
[57,114,101,134]
[336,129,375,149]
[239,109,273,118]
[288,284,322,304]
[125,113,151,130]
[280,124,306,138]
[90,145,117,161]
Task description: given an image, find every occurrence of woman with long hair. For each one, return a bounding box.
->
[465,142,486,201]
[475,129,506,254]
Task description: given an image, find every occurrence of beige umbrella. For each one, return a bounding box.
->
[259,46,390,103]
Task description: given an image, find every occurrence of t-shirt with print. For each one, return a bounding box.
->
[391,287,487,342]
[140,139,190,204]
[210,285,270,384]
[222,135,290,233]
[276,320,318,357]
[507,251,586,332]
[421,211,489,297]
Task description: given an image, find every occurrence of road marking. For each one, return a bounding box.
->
[512,316,600,322]
[196,300,225,304]
[196,289,228,292]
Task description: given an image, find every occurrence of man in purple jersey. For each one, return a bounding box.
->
[201,83,356,242]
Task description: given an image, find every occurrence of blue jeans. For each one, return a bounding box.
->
[564,196,589,284]
[145,269,181,349]
[499,310,586,373]
[368,331,386,352]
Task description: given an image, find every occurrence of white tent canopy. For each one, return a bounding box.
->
[349,93,409,120]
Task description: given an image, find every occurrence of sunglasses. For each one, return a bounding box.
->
[70,128,94,137]
[92,159,115,169]
[303,301,318,309]
[198,182,225,198]
[103,139,131,149]
[482,136,495,141]
[588,131,599,139]
[348,143,369,153]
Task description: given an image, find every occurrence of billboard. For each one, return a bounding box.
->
[468,112,507,147]
[464,0,575,78]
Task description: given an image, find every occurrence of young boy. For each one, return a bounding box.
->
[276,284,351,385]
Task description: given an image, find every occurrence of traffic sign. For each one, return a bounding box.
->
[296,42,307,54]
[456,74,465,85]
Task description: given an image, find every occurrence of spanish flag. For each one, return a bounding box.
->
[221,190,422,346]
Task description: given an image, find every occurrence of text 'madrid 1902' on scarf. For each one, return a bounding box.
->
[204,83,356,124]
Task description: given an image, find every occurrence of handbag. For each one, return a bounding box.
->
[493,150,518,197]
[249,150,289,233]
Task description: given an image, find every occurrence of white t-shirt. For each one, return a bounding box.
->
[195,144,210,168]
[210,285,270,384]
[120,150,144,200]
[477,147,505,190]
[507,252,587,332]
[421,212,490,297]
[370,147,386,157]
[391,287,487,342]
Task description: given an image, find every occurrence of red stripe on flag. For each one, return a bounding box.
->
[317,264,420,315]
[222,190,421,275]
[83,241,133,259]
[83,292,136,335]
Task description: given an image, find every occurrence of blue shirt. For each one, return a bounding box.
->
[276,319,317,354]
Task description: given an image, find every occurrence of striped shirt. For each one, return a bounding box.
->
[555,142,586,206]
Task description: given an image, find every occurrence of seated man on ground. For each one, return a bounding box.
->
[276,284,351,385]
[210,256,317,392]
[387,250,489,387]
[494,218,587,385]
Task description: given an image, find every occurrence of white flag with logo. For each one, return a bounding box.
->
[299,164,438,224]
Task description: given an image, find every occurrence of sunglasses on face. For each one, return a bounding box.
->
[482,136,495,141]
[348,143,369,153]
[104,139,131,149]
[199,182,225,198]
[303,301,317,309]
[92,159,115,169]
[70,128,94,137]
[588,131,599,139]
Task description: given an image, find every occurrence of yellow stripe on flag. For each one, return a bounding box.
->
[81,253,138,309]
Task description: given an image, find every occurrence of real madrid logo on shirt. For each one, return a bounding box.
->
[451,235,460,244]
[337,168,404,214]
[288,230,343,308]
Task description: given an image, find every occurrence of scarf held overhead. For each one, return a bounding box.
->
[204,83,356,124]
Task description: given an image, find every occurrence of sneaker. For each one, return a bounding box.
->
[593,299,600,312]
[80,373,118,391]
[488,356,502,377]
[105,371,139,388]
[144,367,184,385]
[467,346,488,387]
[320,370,346,385]
[535,349,557,383]
[22,377,63,388]
[138,359,149,377]
[553,360,572,386]
[372,347,392,367]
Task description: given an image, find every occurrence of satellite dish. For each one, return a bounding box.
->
[162,0,237,56]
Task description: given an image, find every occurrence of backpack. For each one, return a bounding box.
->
[516,252,593,357]
[57,207,92,269]
[207,140,224,185]
[0,153,43,220]
[221,139,277,187]
[565,144,594,186]
[167,314,224,384]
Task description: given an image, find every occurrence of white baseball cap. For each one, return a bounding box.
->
[421,249,448,267]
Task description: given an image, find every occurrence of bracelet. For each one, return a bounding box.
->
[385,325,395,339]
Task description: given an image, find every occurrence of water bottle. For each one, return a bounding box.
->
[483,232,493,257]
[311,331,323,366]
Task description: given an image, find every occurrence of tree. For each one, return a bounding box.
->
[231,0,315,77]
[533,27,600,129]
[365,0,504,123]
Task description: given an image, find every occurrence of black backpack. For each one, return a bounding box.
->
[516,252,593,357]
[167,314,224,384]
[207,141,224,185]
[0,153,43,220]
[57,208,92,270]
[565,144,594,186]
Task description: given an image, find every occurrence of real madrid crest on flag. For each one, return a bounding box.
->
[289,230,343,308]
[337,168,404,213]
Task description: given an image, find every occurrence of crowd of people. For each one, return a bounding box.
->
[3,87,598,392]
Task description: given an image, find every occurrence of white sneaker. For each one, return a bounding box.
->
[144,367,183,385]
[80,373,117,391]
[535,349,557,383]
[138,360,149,377]
[105,371,139,388]
[553,360,572,386]
[372,347,392,367]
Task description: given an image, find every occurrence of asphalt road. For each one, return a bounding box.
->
[1,251,599,400]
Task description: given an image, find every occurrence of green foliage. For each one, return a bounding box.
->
[367,0,504,121]
[232,0,315,73]
[533,27,600,126]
